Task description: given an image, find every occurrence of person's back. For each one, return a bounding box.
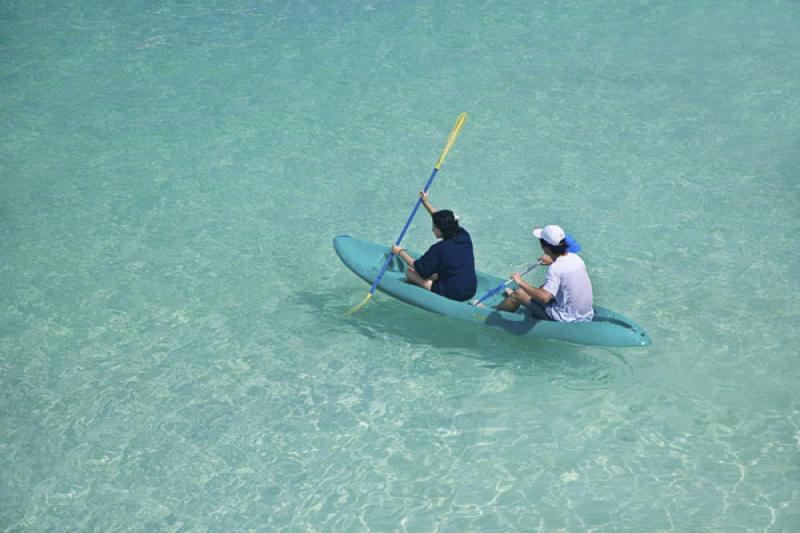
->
[542,252,594,322]
[391,192,477,302]
[414,227,477,301]
[495,224,594,322]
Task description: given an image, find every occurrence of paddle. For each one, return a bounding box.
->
[471,261,543,307]
[348,112,468,314]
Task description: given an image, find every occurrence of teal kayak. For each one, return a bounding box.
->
[334,234,651,347]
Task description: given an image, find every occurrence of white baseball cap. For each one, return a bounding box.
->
[532,225,565,246]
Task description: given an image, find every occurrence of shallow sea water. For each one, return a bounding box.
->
[2,1,799,531]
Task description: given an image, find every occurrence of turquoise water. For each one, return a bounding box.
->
[2,1,799,530]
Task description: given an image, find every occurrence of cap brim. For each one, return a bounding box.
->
[532,228,543,239]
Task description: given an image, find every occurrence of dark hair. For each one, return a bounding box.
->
[540,238,568,256]
[432,210,460,239]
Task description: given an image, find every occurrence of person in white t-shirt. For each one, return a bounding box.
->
[496,224,594,322]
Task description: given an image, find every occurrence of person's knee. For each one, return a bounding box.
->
[405,269,429,289]
[513,288,527,303]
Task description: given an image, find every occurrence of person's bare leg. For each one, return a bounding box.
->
[496,288,529,312]
[405,268,434,291]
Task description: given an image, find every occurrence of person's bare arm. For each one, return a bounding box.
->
[512,273,554,304]
[391,245,415,268]
[420,191,436,215]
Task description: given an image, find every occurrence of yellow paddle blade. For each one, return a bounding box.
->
[434,112,468,170]
[346,292,373,315]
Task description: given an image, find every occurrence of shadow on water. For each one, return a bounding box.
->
[288,288,636,390]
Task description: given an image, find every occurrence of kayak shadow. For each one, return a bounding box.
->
[291,287,635,389]
[461,328,636,390]
[321,288,490,350]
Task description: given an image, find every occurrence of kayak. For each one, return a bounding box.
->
[334,234,651,347]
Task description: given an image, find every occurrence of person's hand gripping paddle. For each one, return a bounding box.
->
[471,261,543,307]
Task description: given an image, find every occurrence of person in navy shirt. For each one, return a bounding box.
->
[391,192,478,301]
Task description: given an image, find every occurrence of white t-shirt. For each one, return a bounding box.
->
[541,253,594,322]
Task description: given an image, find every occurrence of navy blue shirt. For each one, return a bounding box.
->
[413,228,478,301]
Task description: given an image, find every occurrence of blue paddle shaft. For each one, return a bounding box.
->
[368,167,439,295]
[472,283,508,306]
[472,262,542,306]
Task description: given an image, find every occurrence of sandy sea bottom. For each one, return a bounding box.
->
[2,1,799,530]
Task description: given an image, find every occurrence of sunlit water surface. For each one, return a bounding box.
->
[2,1,799,530]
